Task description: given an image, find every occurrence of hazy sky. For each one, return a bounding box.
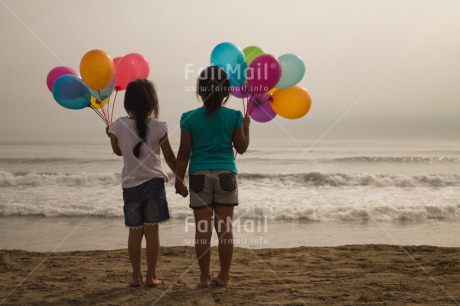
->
[0,0,459,143]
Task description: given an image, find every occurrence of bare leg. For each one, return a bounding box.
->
[213,205,234,286]
[144,224,162,286]
[128,227,144,286]
[193,208,213,288]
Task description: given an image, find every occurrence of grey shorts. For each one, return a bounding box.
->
[189,170,238,209]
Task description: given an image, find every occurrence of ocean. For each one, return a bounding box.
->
[0,140,459,250]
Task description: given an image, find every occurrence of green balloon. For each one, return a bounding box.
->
[243,46,265,66]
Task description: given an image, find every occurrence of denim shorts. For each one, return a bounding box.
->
[122,178,170,228]
[189,170,238,209]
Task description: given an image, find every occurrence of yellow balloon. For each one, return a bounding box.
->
[90,97,109,109]
[80,49,114,91]
[267,88,277,94]
[271,85,312,119]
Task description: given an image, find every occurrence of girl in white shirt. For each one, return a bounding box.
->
[107,79,187,287]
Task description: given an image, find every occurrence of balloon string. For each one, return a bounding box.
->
[90,106,108,125]
[100,103,109,123]
[95,107,108,125]
[96,90,108,123]
[106,95,111,126]
[246,92,272,116]
[111,90,119,125]
[245,87,251,117]
[245,96,251,117]
[247,93,258,115]
[247,101,257,115]
[242,85,250,118]
[94,90,110,123]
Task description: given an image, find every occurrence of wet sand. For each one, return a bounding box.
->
[1,216,460,251]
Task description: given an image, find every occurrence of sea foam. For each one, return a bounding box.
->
[1,170,458,188]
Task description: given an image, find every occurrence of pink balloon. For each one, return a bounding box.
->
[247,54,282,94]
[113,56,122,70]
[115,53,150,90]
[230,84,251,98]
[248,93,276,123]
[46,66,79,92]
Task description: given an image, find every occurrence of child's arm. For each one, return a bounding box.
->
[175,130,192,197]
[159,133,177,174]
[106,126,122,156]
[232,117,251,154]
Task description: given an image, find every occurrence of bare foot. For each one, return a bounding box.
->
[146,274,162,287]
[131,274,144,287]
[197,275,211,288]
[211,273,229,287]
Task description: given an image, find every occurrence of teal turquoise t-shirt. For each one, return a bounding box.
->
[180,107,243,174]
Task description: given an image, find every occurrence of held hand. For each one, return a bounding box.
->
[177,186,188,197]
[175,180,188,197]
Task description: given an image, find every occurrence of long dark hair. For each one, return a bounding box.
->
[197,66,230,116]
[124,79,159,158]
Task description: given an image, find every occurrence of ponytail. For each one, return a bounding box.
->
[203,79,223,116]
[124,79,159,158]
[197,66,230,116]
[133,114,148,158]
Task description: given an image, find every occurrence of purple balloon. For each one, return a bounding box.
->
[46,66,79,92]
[230,84,250,98]
[248,93,276,123]
[247,54,282,94]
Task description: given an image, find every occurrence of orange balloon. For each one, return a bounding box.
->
[80,50,114,91]
[271,85,312,119]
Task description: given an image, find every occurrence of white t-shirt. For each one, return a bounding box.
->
[108,116,169,188]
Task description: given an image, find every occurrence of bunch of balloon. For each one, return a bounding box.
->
[210,42,311,123]
[46,50,150,126]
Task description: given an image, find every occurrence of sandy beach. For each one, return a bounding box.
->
[1,245,459,305]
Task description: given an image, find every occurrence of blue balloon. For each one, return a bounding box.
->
[89,77,115,100]
[275,54,305,89]
[52,75,91,110]
[210,42,247,87]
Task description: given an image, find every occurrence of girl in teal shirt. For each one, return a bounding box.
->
[176,66,250,287]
